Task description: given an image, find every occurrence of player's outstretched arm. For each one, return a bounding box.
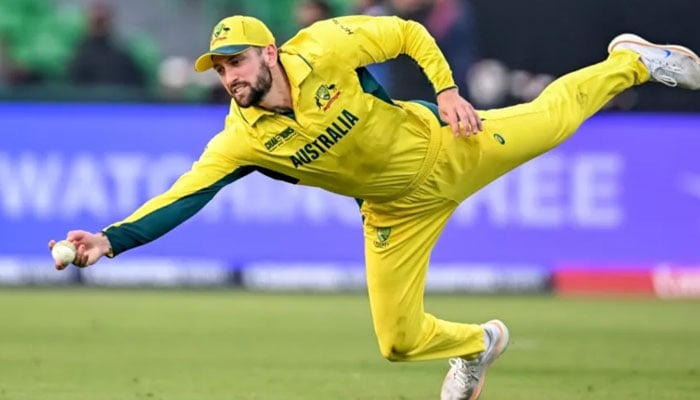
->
[47,130,249,269]
[48,230,112,270]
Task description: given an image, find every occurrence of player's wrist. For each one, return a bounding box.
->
[97,231,113,257]
[435,86,458,97]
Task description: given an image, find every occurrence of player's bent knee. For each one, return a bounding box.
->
[378,343,409,362]
[377,334,417,362]
[381,348,408,362]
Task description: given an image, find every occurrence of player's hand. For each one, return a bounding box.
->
[436,88,482,137]
[48,230,112,270]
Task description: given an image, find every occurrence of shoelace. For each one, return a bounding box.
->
[449,358,481,390]
[646,58,683,87]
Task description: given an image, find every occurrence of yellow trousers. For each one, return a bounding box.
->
[361,50,649,361]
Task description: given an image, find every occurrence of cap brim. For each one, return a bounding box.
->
[193,44,251,72]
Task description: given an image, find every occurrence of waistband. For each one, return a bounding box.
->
[379,100,444,203]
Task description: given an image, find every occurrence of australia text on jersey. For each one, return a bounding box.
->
[289,108,359,168]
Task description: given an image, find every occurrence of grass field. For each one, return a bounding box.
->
[0,289,697,400]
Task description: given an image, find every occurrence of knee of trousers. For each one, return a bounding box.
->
[529,93,585,135]
[376,327,422,362]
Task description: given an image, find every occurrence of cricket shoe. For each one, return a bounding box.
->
[440,320,510,400]
[608,33,700,90]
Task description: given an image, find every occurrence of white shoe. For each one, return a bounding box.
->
[440,320,510,400]
[608,33,700,90]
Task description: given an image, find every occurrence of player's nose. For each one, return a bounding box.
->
[223,66,241,86]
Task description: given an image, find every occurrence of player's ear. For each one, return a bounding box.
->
[262,44,278,66]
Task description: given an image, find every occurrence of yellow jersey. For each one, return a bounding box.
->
[104,15,456,255]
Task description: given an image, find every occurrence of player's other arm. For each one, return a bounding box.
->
[314,15,482,136]
[48,131,251,269]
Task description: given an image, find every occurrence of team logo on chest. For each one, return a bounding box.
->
[315,83,341,111]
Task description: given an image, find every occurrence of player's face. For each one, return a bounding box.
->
[212,48,272,108]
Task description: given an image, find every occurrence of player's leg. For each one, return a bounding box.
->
[362,200,510,400]
[431,36,699,400]
[478,49,647,188]
[362,203,485,362]
[444,36,699,202]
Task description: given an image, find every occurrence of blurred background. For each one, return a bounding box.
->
[1,0,699,109]
[2,0,700,298]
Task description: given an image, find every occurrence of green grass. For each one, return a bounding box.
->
[0,289,697,400]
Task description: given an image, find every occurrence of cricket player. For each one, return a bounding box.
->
[49,14,700,400]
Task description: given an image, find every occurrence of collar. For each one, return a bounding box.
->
[233,50,314,126]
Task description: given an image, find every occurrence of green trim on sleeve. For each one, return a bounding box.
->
[103,166,254,256]
[435,85,458,96]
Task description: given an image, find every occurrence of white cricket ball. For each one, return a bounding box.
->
[52,240,76,265]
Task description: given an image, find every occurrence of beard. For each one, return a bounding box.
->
[231,61,273,108]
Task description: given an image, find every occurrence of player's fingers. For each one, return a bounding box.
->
[66,230,86,242]
[73,244,87,267]
[474,112,484,132]
[458,103,481,135]
[456,109,472,137]
[77,244,90,268]
[455,119,466,137]
[48,240,56,250]
[464,114,477,136]
[467,107,482,133]
[441,110,459,137]
[455,109,467,137]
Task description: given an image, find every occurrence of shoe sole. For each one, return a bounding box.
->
[608,33,700,63]
[469,320,510,400]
